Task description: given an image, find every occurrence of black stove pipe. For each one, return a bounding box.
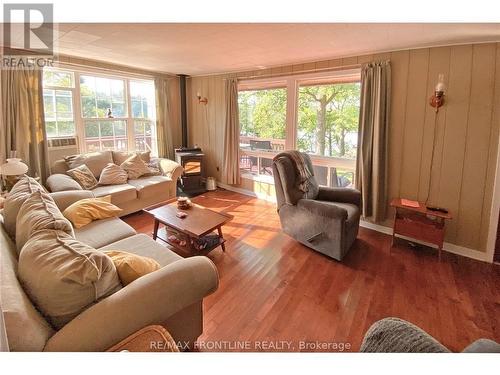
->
[179,74,188,148]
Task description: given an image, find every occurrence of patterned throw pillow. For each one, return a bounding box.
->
[99,163,128,185]
[145,159,162,176]
[66,164,98,189]
[120,154,151,180]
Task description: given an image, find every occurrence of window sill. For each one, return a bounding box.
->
[240,172,275,185]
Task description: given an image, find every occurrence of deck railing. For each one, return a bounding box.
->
[239,139,356,187]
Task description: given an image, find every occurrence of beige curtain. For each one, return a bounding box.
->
[155,76,174,160]
[0,67,49,182]
[222,78,240,185]
[355,61,391,222]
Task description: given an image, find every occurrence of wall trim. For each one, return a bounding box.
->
[219,182,491,263]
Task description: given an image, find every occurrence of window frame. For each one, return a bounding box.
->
[43,66,157,156]
[42,68,77,138]
[238,68,361,186]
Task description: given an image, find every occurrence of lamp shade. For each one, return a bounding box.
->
[0,158,29,176]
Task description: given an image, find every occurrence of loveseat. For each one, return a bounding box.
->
[46,151,183,216]
[0,178,218,352]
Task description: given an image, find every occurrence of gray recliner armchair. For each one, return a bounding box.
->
[272,151,361,261]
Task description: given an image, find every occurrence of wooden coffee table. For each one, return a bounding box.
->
[144,199,232,255]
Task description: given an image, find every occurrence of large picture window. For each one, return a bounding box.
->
[42,68,157,156]
[239,87,287,177]
[238,70,360,187]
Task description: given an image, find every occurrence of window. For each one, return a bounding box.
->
[130,80,156,154]
[42,68,157,156]
[239,88,287,177]
[42,70,75,138]
[238,70,360,187]
[84,120,128,152]
[297,81,360,186]
[80,75,126,118]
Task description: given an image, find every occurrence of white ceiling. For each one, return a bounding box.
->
[8,23,500,75]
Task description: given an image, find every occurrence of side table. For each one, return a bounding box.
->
[390,198,452,260]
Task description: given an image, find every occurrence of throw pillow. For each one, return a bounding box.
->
[120,153,151,180]
[63,195,123,228]
[16,190,74,252]
[112,151,151,166]
[103,250,161,286]
[144,159,162,176]
[98,163,128,185]
[2,176,44,239]
[66,164,98,189]
[18,229,121,329]
[65,151,113,178]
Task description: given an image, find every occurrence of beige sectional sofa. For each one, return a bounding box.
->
[46,151,183,216]
[0,183,219,352]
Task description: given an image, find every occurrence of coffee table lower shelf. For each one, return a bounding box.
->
[155,227,226,256]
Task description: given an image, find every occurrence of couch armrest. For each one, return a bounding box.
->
[46,174,82,192]
[43,256,219,352]
[156,158,183,182]
[296,199,348,221]
[317,186,361,208]
[49,190,95,212]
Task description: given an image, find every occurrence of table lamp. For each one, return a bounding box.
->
[0,158,29,192]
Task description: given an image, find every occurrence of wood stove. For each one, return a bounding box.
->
[175,147,206,195]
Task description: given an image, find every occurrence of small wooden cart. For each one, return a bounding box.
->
[390,198,452,260]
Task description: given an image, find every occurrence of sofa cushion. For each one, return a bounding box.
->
[112,151,151,166]
[0,217,55,351]
[120,154,151,180]
[18,229,122,329]
[16,190,74,252]
[66,164,98,189]
[103,250,161,286]
[91,184,137,205]
[65,151,113,178]
[98,163,128,185]
[74,217,136,249]
[127,176,172,200]
[98,233,182,267]
[2,176,44,239]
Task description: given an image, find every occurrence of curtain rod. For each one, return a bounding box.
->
[222,63,362,81]
[55,55,176,80]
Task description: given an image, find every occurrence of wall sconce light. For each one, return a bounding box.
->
[429,73,446,113]
[196,91,208,105]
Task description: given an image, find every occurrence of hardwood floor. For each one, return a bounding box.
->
[123,189,500,352]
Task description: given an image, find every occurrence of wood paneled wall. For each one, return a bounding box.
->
[187,43,500,253]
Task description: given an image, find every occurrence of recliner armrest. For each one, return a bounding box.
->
[296,199,348,221]
[317,186,361,208]
[43,256,219,352]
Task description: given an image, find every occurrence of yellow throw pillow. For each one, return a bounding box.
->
[103,251,161,286]
[63,195,122,228]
